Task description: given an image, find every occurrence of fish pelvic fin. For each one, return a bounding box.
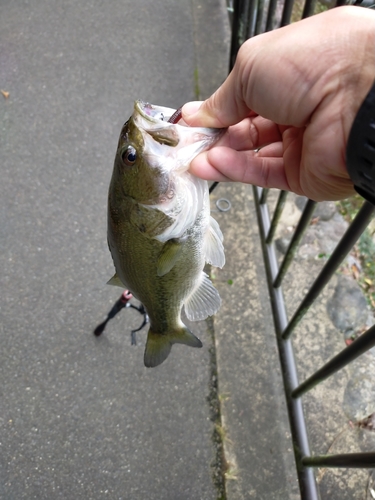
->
[204,216,225,268]
[157,238,184,277]
[144,326,202,368]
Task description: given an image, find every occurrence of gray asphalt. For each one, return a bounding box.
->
[0,1,298,499]
[0,1,228,498]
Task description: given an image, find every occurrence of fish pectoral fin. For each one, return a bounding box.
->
[130,204,174,238]
[144,326,202,368]
[204,216,225,268]
[157,238,185,276]
[184,272,221,321]
[107,273,125,287]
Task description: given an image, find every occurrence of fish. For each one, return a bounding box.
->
[107,101,225,368]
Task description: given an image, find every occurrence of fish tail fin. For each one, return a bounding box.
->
[144,326,202,368]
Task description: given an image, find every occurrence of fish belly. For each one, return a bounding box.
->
[108,198,221,367]
[108,205,204,324]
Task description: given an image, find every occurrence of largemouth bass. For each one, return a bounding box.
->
[107,101,225,368]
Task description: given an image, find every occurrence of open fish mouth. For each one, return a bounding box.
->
[136,101,177,123]
[133,100,225,173]
[136,102,184,126]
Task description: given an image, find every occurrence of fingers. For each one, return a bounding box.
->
[217,115,283,151]
[182,105,283,151]
[189,147,290,191]
[186,114,289,189]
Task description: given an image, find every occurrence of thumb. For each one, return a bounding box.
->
[182,99,225,128]
[182,69,252,128]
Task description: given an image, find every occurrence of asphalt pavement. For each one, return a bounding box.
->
[1,1,298,498]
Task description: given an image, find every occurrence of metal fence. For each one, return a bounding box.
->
[226,0,375,498]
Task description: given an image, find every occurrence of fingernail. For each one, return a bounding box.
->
[182,101,203,117]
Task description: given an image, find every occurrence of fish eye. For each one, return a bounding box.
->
[120,145,137,166]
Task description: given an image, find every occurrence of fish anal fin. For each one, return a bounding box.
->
[144,326,202,368]
[184,272,221,322]
[204,216,225,268]
[107,273,125,287]
[157,238,185,277]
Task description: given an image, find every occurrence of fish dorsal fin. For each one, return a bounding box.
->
[204,216,225,268]
[184,272,221,321]
[144,326,202,368]
[157,238,184,277]
[107,273,125,287]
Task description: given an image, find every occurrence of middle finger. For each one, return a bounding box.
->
[215,115,283,151]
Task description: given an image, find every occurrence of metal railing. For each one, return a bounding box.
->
[226,0,375,498]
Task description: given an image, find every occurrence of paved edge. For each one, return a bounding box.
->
[192,1,232,497]
[210,184,300,499]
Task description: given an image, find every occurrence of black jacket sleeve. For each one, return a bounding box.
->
[346,80,375,205]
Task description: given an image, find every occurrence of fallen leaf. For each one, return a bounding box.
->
[355,412,375,431]
[351,263,360,280]
[1,89,9,99]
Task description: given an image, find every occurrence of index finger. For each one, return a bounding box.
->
[216,115,283,151]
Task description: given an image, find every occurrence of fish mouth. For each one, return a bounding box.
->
[135,101,177,124]
[133,100,225,173]
[134,99,225,143]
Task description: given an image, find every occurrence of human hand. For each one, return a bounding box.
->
[182,6,375,201]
